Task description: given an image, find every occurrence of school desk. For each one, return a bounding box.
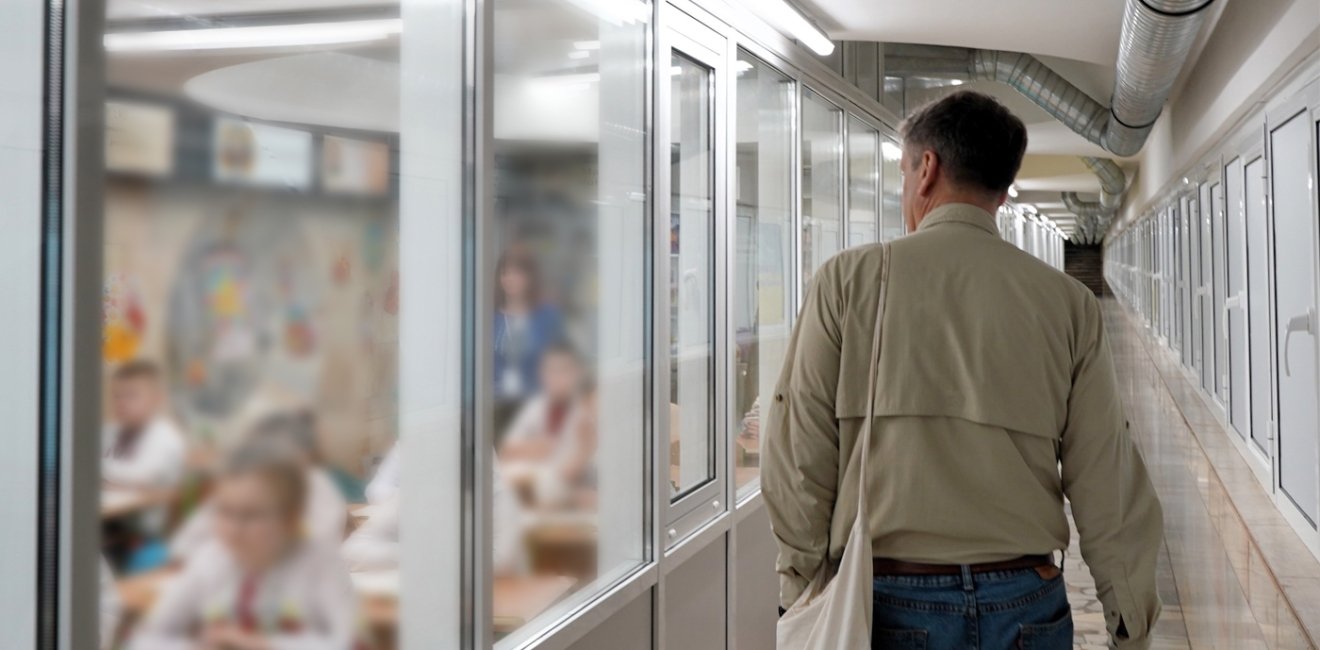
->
[524,510,597,580]
[353,571,576,635]
[734,435,760,467]
[101,486,176,520]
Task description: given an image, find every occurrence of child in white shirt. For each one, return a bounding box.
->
[131,439,363,650]
[102,360,186,489]
[171,413,347,561]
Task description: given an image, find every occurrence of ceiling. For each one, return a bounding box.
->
[797,0,1146,236]
[799,0,1127,66]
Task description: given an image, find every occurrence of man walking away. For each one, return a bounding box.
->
[763,90,1163,649]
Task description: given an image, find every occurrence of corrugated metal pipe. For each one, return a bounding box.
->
[883,0,1214,157]
[1062,157,1128,229]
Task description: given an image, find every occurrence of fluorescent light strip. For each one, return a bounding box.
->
[755,0,834,56]
[105,18,402,53]
[563,0,648,26]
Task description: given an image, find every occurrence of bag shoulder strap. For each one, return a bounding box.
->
[854,242,890,518]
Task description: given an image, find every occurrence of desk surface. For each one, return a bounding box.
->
[101,487,175,520]
[355,572,576,634]
[735,435,760,455]
[118,566,576,636]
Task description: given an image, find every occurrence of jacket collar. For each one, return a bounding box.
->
[915,203,999,236]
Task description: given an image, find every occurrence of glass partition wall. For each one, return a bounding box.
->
[26,1,905,648]
[489,0,649,644]
[97,2,466,649]
[847,117,879,247]
[731,50,795,496]
[799,89,844,293]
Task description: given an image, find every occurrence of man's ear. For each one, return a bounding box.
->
[918,150,939,197]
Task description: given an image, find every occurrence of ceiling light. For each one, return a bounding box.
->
[949,79,964,86]
[1008,184,1019,198]
[568,50,591,60]
[564,0,648,25]
[104,18,402,52]
[574,40,601,51]
[751,0,835,56]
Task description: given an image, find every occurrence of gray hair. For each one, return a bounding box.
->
[899,90,1028,195]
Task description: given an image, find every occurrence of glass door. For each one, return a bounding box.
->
[660,8,727,545]
[1180,198,1194,367]
[1212,178,1229,406]
[1189,193,1204,377]
[1245,152,1272,458]
[1200,184,1217,395]
[1270,86,1320,529]
[1225,156,1250,439]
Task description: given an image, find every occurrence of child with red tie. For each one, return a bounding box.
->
[130,428,367,650]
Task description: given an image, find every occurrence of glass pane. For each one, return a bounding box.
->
[0,0,42,645]
[669,52,715,499]
[1212,181,1227,402]
[800,89,843,293]
[100,2,465,649]
[847,117,878,246]
[490,0,648,644]
[733,51,793,494]
[881,137,903,241]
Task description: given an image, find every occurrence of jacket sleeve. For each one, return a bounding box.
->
[761,259,845,611]
[1060,296,1164,649]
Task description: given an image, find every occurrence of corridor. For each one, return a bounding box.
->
[1077,299,1320,648]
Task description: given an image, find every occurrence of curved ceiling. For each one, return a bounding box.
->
[797,0,1127,66]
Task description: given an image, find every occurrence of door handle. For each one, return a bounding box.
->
[1283,308,1315,377]
[1223,294,1243,332]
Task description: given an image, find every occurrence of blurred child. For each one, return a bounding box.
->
[363,443,399,506]
[498,342,595,504]
[130,440,361,650]
[171,412,348,561]
[342,461,526,575]
[102,360,186,489]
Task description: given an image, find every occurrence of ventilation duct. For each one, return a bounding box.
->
[1062,157,1128,228]
[884,0,1214,157]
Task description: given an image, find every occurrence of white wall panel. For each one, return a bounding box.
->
[733,505,778,650]
[665,536,727,650]
[567,590,654,650]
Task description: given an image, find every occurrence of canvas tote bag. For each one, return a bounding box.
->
[776,243,890,649]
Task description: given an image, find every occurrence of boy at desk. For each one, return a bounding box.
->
[103,360,186,489]
[130,439,364,650]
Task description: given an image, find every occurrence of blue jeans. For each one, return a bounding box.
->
[872,566,1073,649]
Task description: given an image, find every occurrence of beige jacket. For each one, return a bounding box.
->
[762,203,1163,647]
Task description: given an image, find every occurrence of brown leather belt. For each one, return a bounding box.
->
[872,554,1053,577]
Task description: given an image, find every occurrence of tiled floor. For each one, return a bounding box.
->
[1064,506,1191,649]
[1094,298,1319,649]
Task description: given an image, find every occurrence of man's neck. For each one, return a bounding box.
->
[911,191,1000,230]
